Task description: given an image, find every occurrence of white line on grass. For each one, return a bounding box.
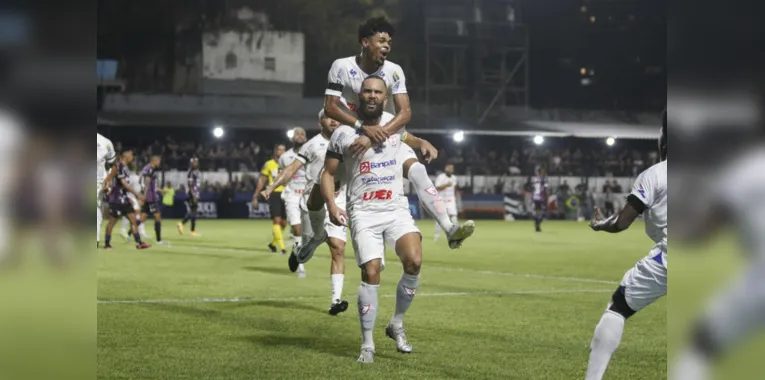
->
[97,289,612,305]
[166,243,620,286]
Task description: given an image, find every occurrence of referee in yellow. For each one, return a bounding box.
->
[253,144,287,254]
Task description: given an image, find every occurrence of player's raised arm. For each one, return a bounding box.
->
[591,173,654,233]
[263,159,304,200]
[400,131,438,163]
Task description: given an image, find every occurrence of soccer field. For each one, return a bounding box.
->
[97,220,666,379]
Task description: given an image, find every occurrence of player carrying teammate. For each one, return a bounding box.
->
[584,120,667,380]
[102,149,151,250]
[531,168,548,232]
[278,128,308,261]
[323,75,437,363]
[301,16,474,261]
[253,145,289,254]
[433,164,459,241]
[97,133,116,248]
[140,155,165,244]
[177,158,201,236]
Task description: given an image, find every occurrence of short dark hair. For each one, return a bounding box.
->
[361,75,386,88]
[358,17,395,43]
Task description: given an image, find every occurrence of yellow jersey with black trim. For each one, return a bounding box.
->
[261,159,284,192]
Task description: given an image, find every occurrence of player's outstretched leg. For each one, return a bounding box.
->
[357,259,381,363]
[295,185,327,264]
[327,237,348,315]
[405,161,475,248]
[385,232,421,354]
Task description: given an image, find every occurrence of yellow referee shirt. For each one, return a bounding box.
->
[261,159,284,192]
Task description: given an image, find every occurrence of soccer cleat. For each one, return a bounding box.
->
[288,253,299,272]
[295,230,326,264]
[297,268,306,279]
[136,242,151,249]
[103,245,113,250]
[190,231,199,237]
[385,324,413,353]
[328,299,348,316]
[447,220,476,249]
[176,223,184,235]
[268,243,277,253]
[280,249,287,255]
[156,241,168,245]
[356,348,375,363]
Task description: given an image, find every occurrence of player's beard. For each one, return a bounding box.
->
[358,99,384,122]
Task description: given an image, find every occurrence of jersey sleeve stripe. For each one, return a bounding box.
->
[327,83,343,91]
[326,150,343,161]
[297,153,309,163]
[626,194,647,214]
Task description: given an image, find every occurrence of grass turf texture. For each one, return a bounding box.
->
[98,220,666,379]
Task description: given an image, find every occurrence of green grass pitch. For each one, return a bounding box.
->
[97,220,666,379]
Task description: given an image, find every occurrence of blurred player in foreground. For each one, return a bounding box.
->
[262,112,347,310]
[584,113,667,380]
[670,107,765,379]
[140,155,165,244]
[323,75,443,363]
[433,164,458,241]
[97,133,116,248]
[278,128,308,263]
[320,16,472,250]
[177,158,200,236]
[102,149,151,250]
[253,144,288,254]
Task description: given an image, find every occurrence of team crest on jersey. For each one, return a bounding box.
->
[359,304,371,316]
[637,184,646,198]
[349,69,357,77]
[360,161,371,174]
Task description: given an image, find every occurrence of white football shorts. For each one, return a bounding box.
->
[349,206,420,269]
[619,245,667,311]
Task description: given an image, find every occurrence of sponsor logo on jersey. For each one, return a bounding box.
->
[361,175,396,185]
[360,161,371,174]
[362,189,393,201]
[392,81,401,92]
[378,71,385,77]
[336,69,343,81]
[637,184,646,198]
[393,71,400,82]
[349,69,357,77]
[360,159,396,173]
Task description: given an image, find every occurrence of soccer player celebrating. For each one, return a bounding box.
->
[433,164,459,241]
[584,120,667,380]
[278,128,308,262]
[102,149,151,250]
[323,75,439,363]
[97,133,116,248]
[178,158,201,236]
[141,155,165,244]
[309,16,474,259]
[531,168,548,232]
[253,144,288,254]
[262,111,348,311]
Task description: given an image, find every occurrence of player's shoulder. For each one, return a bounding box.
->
[382,60,403,74]
[331,125,356,144]
[637,160,667,186]
[330,56,356,72]
[380,111,395,125]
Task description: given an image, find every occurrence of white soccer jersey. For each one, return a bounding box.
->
[714,147,765,257]
[435,173,457,202]
[630,160,667,250]
[97,133,116,185]
[328,112,409,213]
[278,148,307,197]
[325,56,407,116]
[296,134,332,190]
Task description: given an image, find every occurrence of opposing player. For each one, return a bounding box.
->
[262,112,348,311]
[140,155,165,244]
[322,16,472,248]
[323,75,441,363]
[122,165,147,241]
[433,164,459,241]
[253,145,288,254]
[178,158,201,236]
[97,133,116,248]
[531,168,548,232]
[102,149,151,250]
[584,121,667,380]
[278,128,308,260]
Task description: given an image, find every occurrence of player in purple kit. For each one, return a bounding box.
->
[531,168,548,232]
[141,155,165,244]
[178,158,201,236]
[102,149,151,249]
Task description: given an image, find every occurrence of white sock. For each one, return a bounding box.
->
[138,221,147,236]
[331,274,344,303]
[671,347,710,380]
[586,310,625,380]
[390,273,419,328]
[308,209,326,240]
[297,263,305,273]
[357,282,379,350]
[121,217,129,235]
[300,211,313,243]
[97,208,102,242]
[407,163,454,233]
[433,221,440,240]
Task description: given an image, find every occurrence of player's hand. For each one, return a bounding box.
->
[419,140,438,163]
[361,125,389,145]
[137,194,146,202]
[328,205,348,227]
[260,189,271,200]
[350,135,373,158]
[251,199,259,210]
[589,206,604,231]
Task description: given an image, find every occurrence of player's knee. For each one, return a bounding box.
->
[328,240,345,260]
[307,186,324,211]
[607,286,637,319]
[402,158,419,178]
[361,262,382,284]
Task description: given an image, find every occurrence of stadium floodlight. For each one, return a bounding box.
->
[452,130,465,143]
[213,126,224,139]
[287,128,295,139]
[533,135,544,145]
[606,136,616,146]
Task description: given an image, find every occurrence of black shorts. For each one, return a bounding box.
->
[108,203,135,218]
[188,193,199,212]
[268,192,286,219]
[141,201,160,215]
[533,200,546,210]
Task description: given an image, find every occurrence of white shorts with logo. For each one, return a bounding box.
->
[443,199,458,216]
[349,205,420,269]
[282,191,304,226]
[619,245,667,311]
